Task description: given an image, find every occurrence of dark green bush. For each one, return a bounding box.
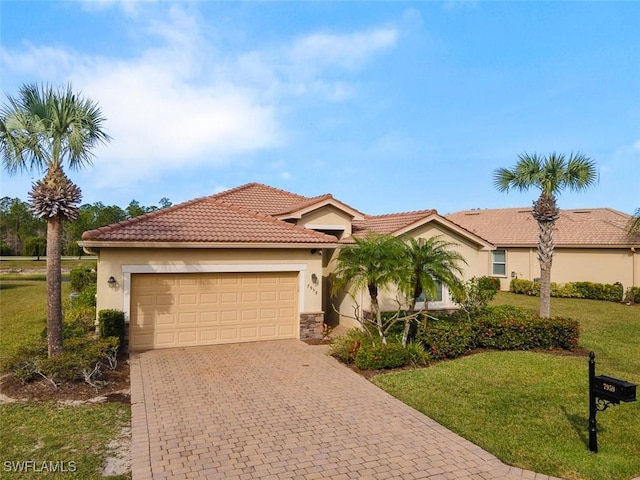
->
[475,305,579,350]
[98,309,126,347]
[510,278,624,303]
[354,343,408,370]
[416,318,478,360]
[329,328,369,363]
[69,267,97,293]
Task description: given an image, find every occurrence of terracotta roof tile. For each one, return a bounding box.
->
[446,207,637,246]
[212,183,310,215]
[82,197,337,244]
[351,209,438,237]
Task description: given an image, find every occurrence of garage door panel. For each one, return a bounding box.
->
[130,271,299,350]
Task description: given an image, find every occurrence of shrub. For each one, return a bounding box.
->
[416,318,478,360]
[63,305,96,338]
[625,286,640,304]
[73,283,97,307]
[1,337,119,384]
[98,309,126,348]
[329,328,369,363]
[405,341,430,367]
[511,278,624,303]
[475,305,579,350]
[354,343,408,370]
[0,343,47,383]
[453,277,499,318]
[69,267,97,293]
[510,278,540,296]
[478,276,501,292]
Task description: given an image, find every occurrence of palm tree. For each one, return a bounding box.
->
[493,152,597,318]
[331,233,408,344]
[400,236,466,346]
[0,84,110,356]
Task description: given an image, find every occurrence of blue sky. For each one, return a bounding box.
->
[1,1,638,215]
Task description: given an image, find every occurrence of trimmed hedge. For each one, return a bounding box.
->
[417,305,579,360]
[416,318,478,360]
[98,309,126,348]
[510,278,624,303]
[475,305,579,350]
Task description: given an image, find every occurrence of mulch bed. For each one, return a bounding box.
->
[1,359,130,403]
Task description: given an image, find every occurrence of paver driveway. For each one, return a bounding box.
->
[130,339,561,480]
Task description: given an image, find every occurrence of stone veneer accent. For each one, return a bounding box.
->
[299,312,324,340]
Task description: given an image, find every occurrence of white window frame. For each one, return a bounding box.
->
[414,282,452,309]
[492,250,507,277]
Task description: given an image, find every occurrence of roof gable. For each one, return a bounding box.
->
[274,194,365,221]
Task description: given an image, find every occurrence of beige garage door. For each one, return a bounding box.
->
[129,271,299,351]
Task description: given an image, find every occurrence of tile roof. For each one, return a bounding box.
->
[212,183,310,215]
[81,197,337,244]
[445,207,637,246]
[351,210,438,237]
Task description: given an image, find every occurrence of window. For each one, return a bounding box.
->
[492,250,506,276]
[415,282,443,304]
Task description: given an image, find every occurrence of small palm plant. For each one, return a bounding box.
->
[332,233,408,344]
[400,236,466,346]
[1,84,110,356]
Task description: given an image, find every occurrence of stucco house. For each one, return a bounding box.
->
[79,183,638,350]
[446,208,640,292]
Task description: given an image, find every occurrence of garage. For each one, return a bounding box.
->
[129,271,299,351]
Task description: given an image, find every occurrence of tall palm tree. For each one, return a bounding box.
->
[494,152,597,318]
[400,236,466,346]
[0,84,110,356]
[331,233,408,344]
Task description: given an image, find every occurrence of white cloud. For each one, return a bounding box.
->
[289,28,398,70]
[1,6,399,187]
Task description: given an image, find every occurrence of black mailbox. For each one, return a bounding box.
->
[593,375,637,403]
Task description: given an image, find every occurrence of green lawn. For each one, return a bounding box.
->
[373,293,640,480]
[0,280,130,479]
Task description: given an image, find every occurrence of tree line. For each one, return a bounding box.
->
[0,196,172,257]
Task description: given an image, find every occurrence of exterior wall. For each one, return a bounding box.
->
[298,206,354,237]
[94,248,324,327]
[500,247,639,290]
[331,223,492,330]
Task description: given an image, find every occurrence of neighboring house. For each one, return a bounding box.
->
[79,184,637,351]
[446,208,640,292]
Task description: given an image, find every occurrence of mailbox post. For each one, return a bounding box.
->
[588,352,637,453]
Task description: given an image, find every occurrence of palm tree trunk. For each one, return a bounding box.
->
[371,295,387,345]
[537,219,555,318]
[46,216,64,356]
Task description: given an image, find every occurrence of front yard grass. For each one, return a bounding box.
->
[0,279,130,479]
[373,293,640,480]
[0,402,130,479]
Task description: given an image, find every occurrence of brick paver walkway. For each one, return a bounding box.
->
[131,340,563,479]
